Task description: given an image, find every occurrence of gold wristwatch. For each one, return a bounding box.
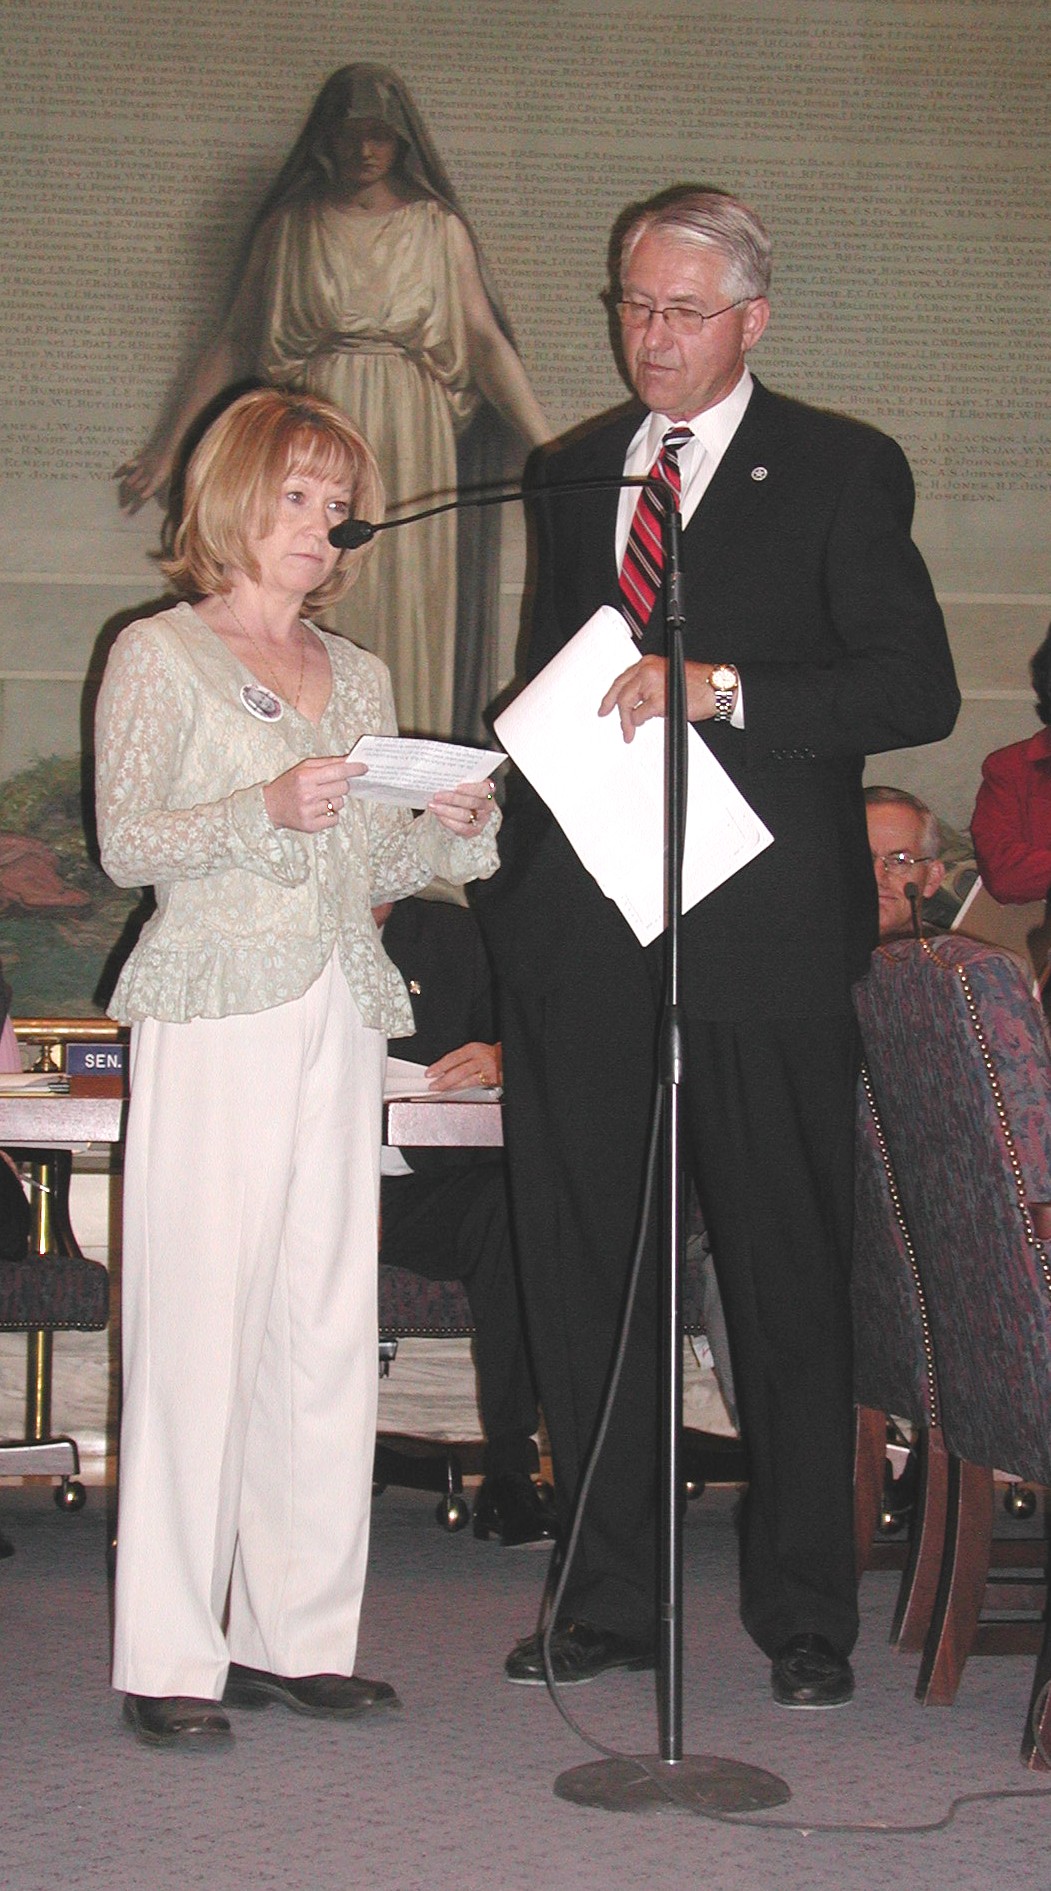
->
[708,663,739,722]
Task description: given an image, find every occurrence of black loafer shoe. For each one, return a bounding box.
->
[504,1619,655,1686]
[770,1633,854,1709]
[473,1471,558,1547]
[123,1693,233,1750]
[223,1662,400,1718]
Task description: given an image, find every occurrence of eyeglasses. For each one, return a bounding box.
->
[615,298,749,336]
[871,851,935,877]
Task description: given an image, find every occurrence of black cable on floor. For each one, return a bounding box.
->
[631,1758,1051,1835]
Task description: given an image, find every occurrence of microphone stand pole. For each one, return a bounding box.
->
[554,495,789,1815]
[658,492,688,1761]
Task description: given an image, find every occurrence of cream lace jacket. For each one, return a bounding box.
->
[95,604,499,1031]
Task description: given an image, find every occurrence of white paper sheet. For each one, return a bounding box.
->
[345,735,506,807]
[494,606,773,945]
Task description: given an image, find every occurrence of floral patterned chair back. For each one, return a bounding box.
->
[854,935,1051,1487]
[854,936,1051,1761]
[852,1067,938,1432]
[851,1048,943,1629]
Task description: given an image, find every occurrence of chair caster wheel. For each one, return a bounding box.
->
[435,1493,470,1532]
[55,1478,86,1512]
[1004,1482,1037,1520]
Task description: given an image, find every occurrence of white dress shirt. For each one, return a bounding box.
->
[616,368,754,725]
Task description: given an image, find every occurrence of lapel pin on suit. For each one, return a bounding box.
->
[751,466,768,481]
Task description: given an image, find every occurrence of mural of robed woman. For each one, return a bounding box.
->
[116,64,550,740]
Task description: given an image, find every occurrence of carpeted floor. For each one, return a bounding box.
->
[2,1480,1050,1891]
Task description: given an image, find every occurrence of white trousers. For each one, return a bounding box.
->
[112,954,385,1699]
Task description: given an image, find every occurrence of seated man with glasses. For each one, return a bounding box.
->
[865,785,947,940]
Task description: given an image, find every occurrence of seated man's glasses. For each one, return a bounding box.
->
[871,851,934,877]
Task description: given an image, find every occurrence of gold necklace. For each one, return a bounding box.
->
[224,597,307,711]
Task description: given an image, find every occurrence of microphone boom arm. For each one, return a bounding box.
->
[328,473,675,550]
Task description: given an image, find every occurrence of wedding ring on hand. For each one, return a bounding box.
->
[325,800,336,818]
[467,809,478,825]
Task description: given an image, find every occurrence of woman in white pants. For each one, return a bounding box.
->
[95,387,498,1750]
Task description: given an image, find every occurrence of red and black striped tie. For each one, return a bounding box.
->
[619,425,693,639]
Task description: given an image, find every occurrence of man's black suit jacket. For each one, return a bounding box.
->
[477,377,960,1018]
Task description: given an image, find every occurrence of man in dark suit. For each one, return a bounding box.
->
[377,894,554,1546]
[474,186,959,1704]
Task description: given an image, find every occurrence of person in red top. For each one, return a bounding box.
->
[972,625,1051,904]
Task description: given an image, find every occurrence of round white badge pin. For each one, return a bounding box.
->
[240,683,283,722]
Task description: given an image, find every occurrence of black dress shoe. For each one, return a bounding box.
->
[504,1620,655,1686]
[770,1633,854,1709]
[223,1662,400,1718]
[122,1693,233,1750]
[473,1471,558,1546]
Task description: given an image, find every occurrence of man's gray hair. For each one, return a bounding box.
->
[618,187,773,301]
[864,784,942,860]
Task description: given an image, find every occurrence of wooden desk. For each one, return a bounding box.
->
[0,1088,124,1494]
[0,1084,486,1157]
[0,1075,496,1497]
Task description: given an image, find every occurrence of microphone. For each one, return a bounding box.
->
[328,473,675,550]
[329,516,380,549]
[904,881,923,940]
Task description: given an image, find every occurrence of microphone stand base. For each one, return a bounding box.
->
[553,1752,790,1815]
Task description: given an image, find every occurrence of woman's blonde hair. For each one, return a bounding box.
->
[162,386,385,610]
